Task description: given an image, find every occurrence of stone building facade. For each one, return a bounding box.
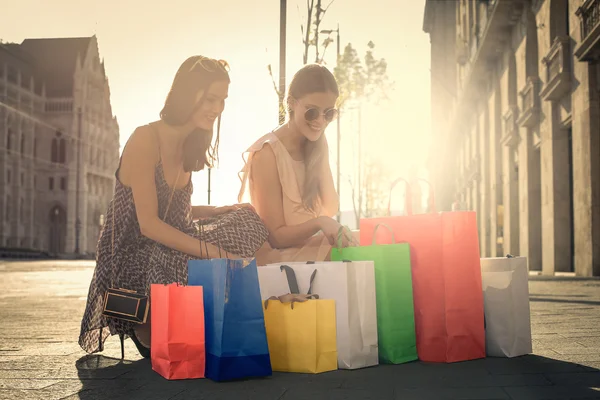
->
[0,36,120,256]
[424,0,600,276]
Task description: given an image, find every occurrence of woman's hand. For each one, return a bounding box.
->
[198,239,245,260]
[318,217,355,248]
[212,203,256,216]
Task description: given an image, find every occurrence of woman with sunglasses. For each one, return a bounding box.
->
[79,56,268,359]
[239,63,355,265]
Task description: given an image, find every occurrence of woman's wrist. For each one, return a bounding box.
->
[198,239,237,259]
[315,216,326,231]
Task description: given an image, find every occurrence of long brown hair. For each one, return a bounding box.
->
[160,56,230,172]
[287,64,339,212]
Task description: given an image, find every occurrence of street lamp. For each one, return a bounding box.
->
[207,168,211,205]
[320,25,341,222]
[75,107,82,255]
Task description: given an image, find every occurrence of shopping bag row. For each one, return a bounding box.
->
[150,249,532,381]
[258,210,533,370]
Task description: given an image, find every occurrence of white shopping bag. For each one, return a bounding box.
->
[258,261,378,369]
[480,256,532,358]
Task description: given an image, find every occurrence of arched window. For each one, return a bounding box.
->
[51,131,67,164]
[51,135,58,163]
[7,128,13,152]
[59,137,66,164]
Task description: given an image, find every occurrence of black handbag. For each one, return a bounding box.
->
[102,169,180,324]
[102,287,150,323]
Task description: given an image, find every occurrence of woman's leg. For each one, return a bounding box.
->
[133,309,151,353]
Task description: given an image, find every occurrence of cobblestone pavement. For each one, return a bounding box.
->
[0,260,599,399]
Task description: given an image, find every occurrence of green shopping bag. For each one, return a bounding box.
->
[331,225,417,364]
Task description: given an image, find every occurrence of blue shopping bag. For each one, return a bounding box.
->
[187,257,272,381]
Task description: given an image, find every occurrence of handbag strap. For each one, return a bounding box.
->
[110,167,181,287]
[198,222,209,258]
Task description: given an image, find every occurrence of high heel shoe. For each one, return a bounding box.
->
[118,332,151,359]
[130,331,151,359]
[119,333,125,360]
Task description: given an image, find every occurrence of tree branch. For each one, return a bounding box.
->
[267,64,281,97]
[349,176,358,227]
[323,0,335,12]
[303,0,315,64]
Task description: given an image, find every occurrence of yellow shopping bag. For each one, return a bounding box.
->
[264,298,337,374]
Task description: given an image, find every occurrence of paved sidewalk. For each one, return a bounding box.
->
[0,260,599,400]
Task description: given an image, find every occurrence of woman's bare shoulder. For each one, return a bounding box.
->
[122,124,160,163]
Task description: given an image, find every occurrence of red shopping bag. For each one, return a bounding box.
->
[360,178,485,363]
[151,283,205,380]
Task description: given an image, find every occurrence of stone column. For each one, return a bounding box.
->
[479,101,491,258]
[571,60,600,277]
[489,85,502,257]
[501,136,520,255]
[471,123,481,248]
[518,124,542,271]
[0,64,6,245]
[465,133,473,211]
[541,101,572,274]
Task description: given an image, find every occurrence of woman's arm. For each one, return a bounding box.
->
[251,145,325,248]
[192,204,255,220]
[318,140,340,218]
[192,205,216,220]
[119,127,239,259]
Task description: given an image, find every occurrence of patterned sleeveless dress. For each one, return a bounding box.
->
[78,146,269,354]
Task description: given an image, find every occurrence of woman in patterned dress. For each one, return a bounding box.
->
[78,56,268,359]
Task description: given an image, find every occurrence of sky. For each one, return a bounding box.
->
[1,0,432,218]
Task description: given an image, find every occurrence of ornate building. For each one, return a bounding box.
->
[0,36,120,256]
[423,0,600,277]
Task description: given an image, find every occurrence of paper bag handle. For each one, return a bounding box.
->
[419,178,436,213]
[388,177,436,216]
[335,225,355,249]
[279,265,317,295]
[388,178,412,216]
[372,223,396,245]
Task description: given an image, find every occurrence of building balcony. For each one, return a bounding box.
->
[540,36,572,102]
[575,0,600,61]
[449,0,525,131]
[501,106,520,148]
[467,155,481,182]
[45,98,74,113]
[456,37,468,65]
[517,77,541,128]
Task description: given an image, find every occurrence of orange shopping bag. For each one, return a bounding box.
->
[151,283,205,380]
[360,178,485,363]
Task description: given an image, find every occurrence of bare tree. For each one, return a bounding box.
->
[301,0,315,64]
[267,0,337,107]
[334,41,391,109]
[300,0,336,64]
[335,41,391,225]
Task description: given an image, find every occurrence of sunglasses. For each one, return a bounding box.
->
[304,107,338,122]
[190,57,230,73]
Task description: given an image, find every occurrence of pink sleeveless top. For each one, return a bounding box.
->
[238,132,331,264]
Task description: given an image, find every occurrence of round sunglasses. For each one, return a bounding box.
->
[304,107,338,123]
